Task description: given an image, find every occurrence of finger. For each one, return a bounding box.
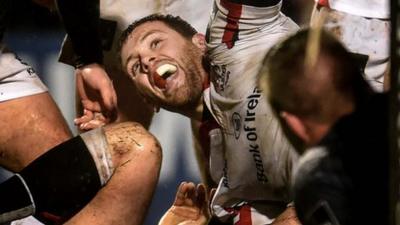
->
[75,70,89,100]
[185,182,196,207]
[111,80,118,106]
[196,183,207,208]
[79,120,106,131]
[99,85,118,122]
[81,99,102,112]
[93,112,107,122]
[104,107,118,123]
[174,182,189,206]
[74,116,91,126]
[99,84,117,111]
[74,109,94,125]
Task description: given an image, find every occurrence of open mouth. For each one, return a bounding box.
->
[154,63,177,89]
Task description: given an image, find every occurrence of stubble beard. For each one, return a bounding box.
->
[162,43,204,113]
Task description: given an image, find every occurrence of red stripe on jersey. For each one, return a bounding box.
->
[236,204,252,225]
[39,211,63,224]
[220,0,242,49]
[317,0,330,8]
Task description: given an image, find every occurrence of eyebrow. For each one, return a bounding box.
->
[139,29,164,43]
[124,30,166,68]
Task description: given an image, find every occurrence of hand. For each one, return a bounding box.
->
[159,182,210,225]
[75,63,117,127]
[75,109,108,131]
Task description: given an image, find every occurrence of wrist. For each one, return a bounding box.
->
[75,55,103,69]
[76,63,104,71]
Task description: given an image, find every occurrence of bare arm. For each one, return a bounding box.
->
[56,0,117,124]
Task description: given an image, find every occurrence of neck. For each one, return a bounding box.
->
[304,103,355,146]
[176,96,204,122]
[304,121,332,146]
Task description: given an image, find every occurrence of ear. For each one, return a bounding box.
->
[192,33,207,53]
[280,111,311,144]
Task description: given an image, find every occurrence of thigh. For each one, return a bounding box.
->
[0,92,72,172]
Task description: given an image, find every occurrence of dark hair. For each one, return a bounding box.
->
[259,28,371,122]
[119,14,197,52]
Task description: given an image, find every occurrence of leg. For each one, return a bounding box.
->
[0,122,160,224]
[0,92,72,172]
[65,122,162,225]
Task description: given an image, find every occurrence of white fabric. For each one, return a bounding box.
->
[205,0,299,223]
[10,216,41,225]
[316,0,389,19]
[99,0,213,33]
[80,127,114,185]
[0,44,48,102]
[312,6,390,92]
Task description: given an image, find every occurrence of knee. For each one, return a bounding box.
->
[103,122,162,169]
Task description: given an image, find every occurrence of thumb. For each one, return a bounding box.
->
[99,83,118,111]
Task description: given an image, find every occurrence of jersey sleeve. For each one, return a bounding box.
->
[206,0,298,100]
[56,0,103,68]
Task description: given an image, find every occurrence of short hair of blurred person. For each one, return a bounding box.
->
[259,28,373,153]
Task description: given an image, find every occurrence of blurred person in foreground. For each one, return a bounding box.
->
[259,28,390,225]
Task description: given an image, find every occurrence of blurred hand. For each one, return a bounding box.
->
[159,182,210,225]
[75,63,117,128]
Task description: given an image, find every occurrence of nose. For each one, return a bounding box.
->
[140,55,156,73]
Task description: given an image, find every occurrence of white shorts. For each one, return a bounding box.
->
[10,216,42,225]
[0,45,48,102]
[311,5,390,92]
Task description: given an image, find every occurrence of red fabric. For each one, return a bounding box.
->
[317,0,330,8]
[236,205,252,225]
[39,211,63,225]
[224,203,253,225]
[220,0,243,49]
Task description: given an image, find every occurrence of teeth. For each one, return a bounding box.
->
[156,64,177,78]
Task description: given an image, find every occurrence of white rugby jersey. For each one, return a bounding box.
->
[317,0,389,19]
[205,0,299,223]
[99,0,213,34]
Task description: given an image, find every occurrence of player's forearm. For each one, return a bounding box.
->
[56,0,103,68]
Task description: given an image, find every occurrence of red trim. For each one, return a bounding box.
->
[40,211,63,224]
[236,204,252,225]
[317,0,330,8]
[220,0,242,49]
[203,75,210,90]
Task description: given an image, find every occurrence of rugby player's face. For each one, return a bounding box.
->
[121,21,206,112]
